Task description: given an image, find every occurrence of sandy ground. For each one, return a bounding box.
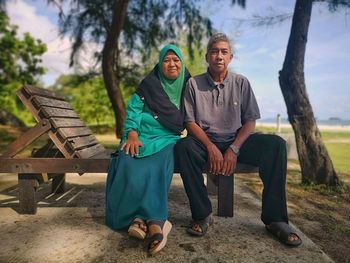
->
[0,173,334,263]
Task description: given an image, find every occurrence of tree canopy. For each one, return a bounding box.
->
[0,11,47,125]
[0,11,47,86]
[51,0,212,68]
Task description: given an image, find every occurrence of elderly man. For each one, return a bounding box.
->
[174,33,302,247]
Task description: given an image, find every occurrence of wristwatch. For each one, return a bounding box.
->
[229,145,240,156]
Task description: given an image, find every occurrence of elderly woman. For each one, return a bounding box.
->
[106,44,190,256]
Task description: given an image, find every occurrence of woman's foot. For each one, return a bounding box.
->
[148,220,172,256]
[128,218,147,240]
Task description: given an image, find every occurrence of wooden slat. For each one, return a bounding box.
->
[57,127,93,141]
[40,106,79,118]
[50,118,86,129]
[74,144,106,158]
[32,96,72,110]
[0,119,51,158]
[218,175,234,217]
[66,135,99,151]
[47,131,74,158]
[22,85,65,100]
[206,173,218,195]
[92,149,114,158]
[17,89,41,122]
[18,174,39,214]
[235,163,259,173]
[0,158,110,173]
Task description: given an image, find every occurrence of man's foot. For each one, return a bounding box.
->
[186,215,214,237]
[266,222,302,247]
[128,218,147,240]
[148,220,172,256]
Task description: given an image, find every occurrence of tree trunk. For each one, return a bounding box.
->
[278,0,340,186]
[102,0,129,138]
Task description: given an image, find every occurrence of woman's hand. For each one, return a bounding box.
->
[120,131,143,157]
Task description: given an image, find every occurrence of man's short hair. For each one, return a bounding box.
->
[207,33,232,53]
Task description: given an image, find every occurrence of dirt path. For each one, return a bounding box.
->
[0,173,333,263]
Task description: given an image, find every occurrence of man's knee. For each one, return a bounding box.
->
[267,134,286,145]
[250,133,287,156]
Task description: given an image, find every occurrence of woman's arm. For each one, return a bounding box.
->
[120,94,144,157]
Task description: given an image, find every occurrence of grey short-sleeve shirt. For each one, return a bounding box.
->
[184,71,260,143]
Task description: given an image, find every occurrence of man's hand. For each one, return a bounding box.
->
[207,143,223,175]
[120,131,143,157]
[220,148,237,176]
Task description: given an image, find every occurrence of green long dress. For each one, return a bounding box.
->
[105,94,181,230]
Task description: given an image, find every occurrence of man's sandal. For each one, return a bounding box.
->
[128,218,147,240]
[266,222,302,247]
[148,220,172,256]
[186,215,214,237]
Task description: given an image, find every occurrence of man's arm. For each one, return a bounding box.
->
[186,121,224,175]
[220,120,256,176]
[231,120,256,149]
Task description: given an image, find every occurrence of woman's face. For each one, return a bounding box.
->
[161,51,182,80]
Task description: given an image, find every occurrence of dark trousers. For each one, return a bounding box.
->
[174,133,289,225]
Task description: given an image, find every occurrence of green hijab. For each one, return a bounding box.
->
[158,44,185,109]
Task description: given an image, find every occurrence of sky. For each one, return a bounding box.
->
[6,0,350,120]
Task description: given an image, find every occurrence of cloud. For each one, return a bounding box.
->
[7,1,73,85]
[7,1,102,86]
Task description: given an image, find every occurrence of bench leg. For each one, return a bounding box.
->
[217,174,234,217]
[18,174,39,214]
[206,173,218,195]
[51,173,65,194]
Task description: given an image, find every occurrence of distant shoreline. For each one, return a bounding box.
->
[256,122,350,132]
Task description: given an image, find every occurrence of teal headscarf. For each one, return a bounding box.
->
[158,44,185,109]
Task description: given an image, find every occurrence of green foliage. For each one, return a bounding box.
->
[0,11,47,85]
[0,82,36,124]
[50,74,119,125]
[49,0,212,67]
[325,0,350,11]
[182,46,207,76]
[0,11,47,125]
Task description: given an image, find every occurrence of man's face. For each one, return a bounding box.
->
[206,41,233,75]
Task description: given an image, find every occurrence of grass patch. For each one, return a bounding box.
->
[321,131,350,140]
[255,125,293,134]
[301,182,346,195]
[328,223,350,234]
[325,142,350,174]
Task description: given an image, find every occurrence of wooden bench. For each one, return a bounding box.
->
[0,85,258,216]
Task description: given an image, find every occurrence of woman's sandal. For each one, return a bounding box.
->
[266,222,302,247]
[148,220,172,256]
[128,218,147,240]
[186,214,214,237]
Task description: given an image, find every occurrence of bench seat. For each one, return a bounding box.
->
[0,85,258,215]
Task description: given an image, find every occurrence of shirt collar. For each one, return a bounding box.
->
[205,68,230,88]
